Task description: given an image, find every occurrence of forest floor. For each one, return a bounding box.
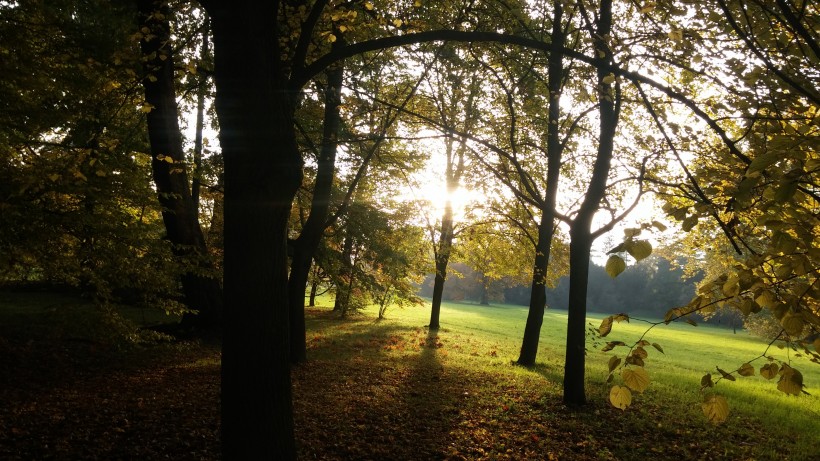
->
[0,293,817,460]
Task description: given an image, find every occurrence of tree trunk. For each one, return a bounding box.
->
[137,0,222,328]
[288,58,344,364]
[517,212,554,365]
[562,0,617,407]
[204,1,299,458]
[429,206,453,330]
[562,226,593,405]
[517,3,564,367]
[334,231,354,313]
[308,269,319,307]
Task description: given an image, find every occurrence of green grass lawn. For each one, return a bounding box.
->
[303,296,820,459]
[2,290,818,459]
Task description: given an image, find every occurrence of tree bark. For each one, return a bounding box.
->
[429,200,454,330]
[517,3,564,367]
[137,0,222,328]
[203,1,299,458]
[288,58,343,364]
[563,0,617,406]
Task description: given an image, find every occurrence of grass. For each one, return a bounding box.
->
[2,290,819,459]
[300,296,820,460]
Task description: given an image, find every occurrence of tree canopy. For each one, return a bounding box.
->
[1,0,818,457]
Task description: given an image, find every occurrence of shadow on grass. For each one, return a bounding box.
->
[293,312,479,460]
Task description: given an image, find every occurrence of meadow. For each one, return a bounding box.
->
[1,290,818,460]
[298,296,820,460]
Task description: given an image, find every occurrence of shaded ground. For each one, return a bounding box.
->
[0,296,812,460]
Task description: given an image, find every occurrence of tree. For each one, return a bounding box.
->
[0,0,193,314]
[137,0,222,328]
[420,47,482,330]
[200,1,301,457]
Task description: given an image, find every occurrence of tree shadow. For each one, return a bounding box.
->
[293,317,477,460]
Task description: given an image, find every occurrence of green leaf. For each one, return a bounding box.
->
[651,342,664,354]
[599,316,614,337]
[605,255,626,278]
[702,395,729,424]
[738,363,755,377]
[626,240,653,261]
[609,385,632,410]
[623,367,650,393]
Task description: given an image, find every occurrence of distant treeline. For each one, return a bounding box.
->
[419,255,703,320]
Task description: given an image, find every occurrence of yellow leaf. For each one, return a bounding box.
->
[701,373,714,388]
[632,346,648,359]
[760,363,779,380]
[781,312,804,337]
[605,255,626,278]
[640,3,656,14]
[364,1,374,10]
[599,316,614,337]
[702,395,729,424]
[738,363,755,377]
[601,341,625,352]
[668,29,684,41]
[608,356,622,373]
[73,171,88,181]
[651,220,667,232]
[326,33,337,43]
[717,367,736,381]
[392,18,403,28]
[48,174,60,182]
[777,365,803,396]
[140,103,154,113]
[602,73,616,85]
[624,228,641,238]
[610,385,632,410]
[414,0,422,6]
[623,367,650,393]
[626,240,652,261]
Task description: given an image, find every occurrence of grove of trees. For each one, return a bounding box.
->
[1,0,817,458]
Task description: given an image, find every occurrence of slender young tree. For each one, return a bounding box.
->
[137,0,222,328]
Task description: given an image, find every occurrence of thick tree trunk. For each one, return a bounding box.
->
[204,1,299,458]
[288,59,343,364]
[562,0,617,407]
[138,0,222,328]
[562,225,593,405]
[517,3,564,367]
[479,275,490,305]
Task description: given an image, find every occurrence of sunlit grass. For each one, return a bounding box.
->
[307,295,820,457]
